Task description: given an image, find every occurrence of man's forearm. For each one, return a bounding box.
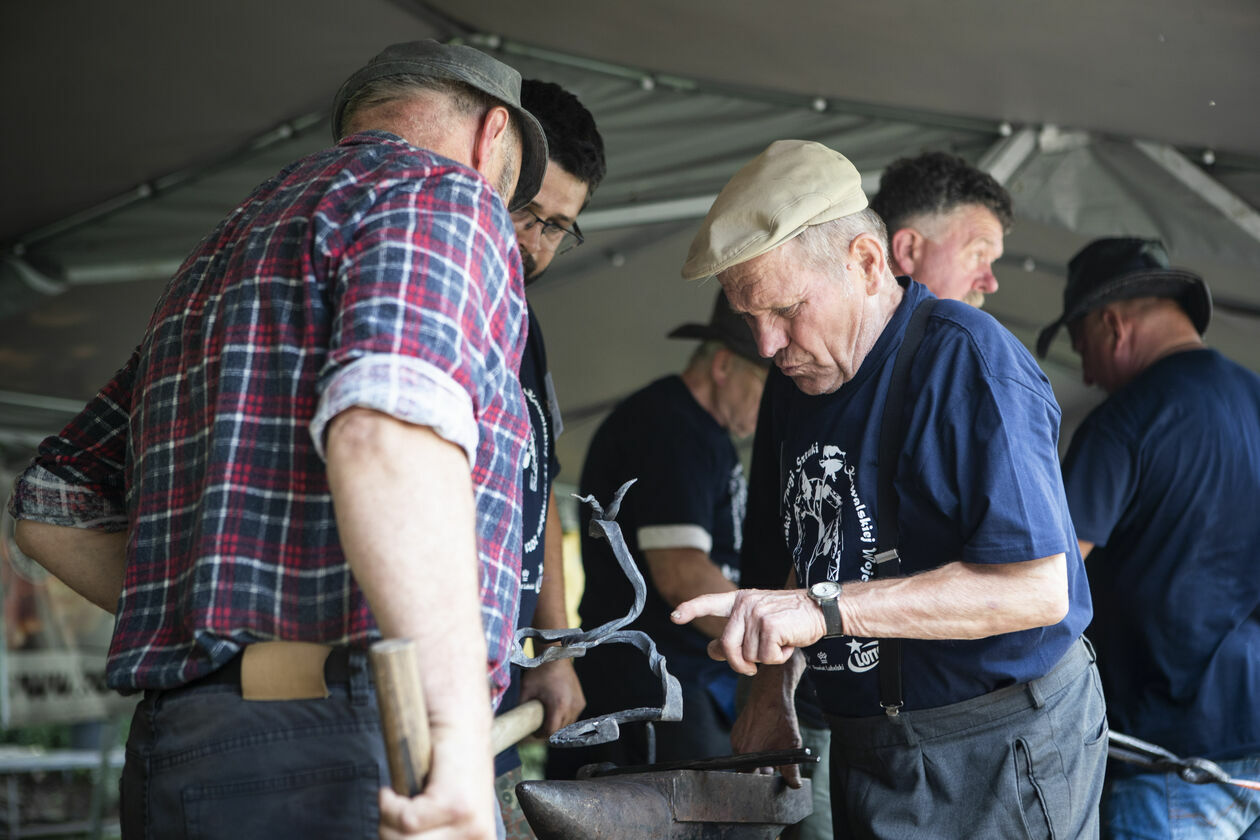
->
[838,553,1070,641]
[13,521,126,614]
[748,648,805,705]
[516,490,586,736]
[645,546,737,639]
[326,408,492,745]
[675,555,1069,676]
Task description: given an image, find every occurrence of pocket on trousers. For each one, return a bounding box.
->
[183,761,379,840]
[1083,666,1108,747]
[1013,738,1056,840]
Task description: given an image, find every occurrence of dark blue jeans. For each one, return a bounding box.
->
[826,638,1108,839]
[120,653,388,840]
[1102,756,1260,840]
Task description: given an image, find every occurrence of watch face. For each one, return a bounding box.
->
[810,580,842,599]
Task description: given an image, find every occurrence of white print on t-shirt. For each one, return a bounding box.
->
[811,639,880,672]
[783,443,881,673]
[782,444,877,585]
[728,462,748,553]
[519,385,550,574]
[846,639,880,672]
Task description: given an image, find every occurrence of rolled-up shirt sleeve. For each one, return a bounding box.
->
[311,170,517,461]
[311,355,477,463]
[7,349,137,531]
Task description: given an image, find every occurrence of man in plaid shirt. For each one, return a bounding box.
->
[7,41,546,840]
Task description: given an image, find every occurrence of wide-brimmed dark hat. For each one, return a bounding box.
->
[668,290,769,367]
[330,40,547,212]
[1036,237,1211,358]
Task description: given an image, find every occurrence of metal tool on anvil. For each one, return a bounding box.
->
[511,479,684,747]
[517,765,815,840]
[576,747,818,779]
[1109,730,1260,791]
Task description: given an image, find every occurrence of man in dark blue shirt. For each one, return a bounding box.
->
[1039,237,1260,839]
[673,140,1105,838]
[495,79,605,840]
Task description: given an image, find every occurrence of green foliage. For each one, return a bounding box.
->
[0,722,73,749]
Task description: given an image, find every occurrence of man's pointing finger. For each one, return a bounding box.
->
[671,591,738,624]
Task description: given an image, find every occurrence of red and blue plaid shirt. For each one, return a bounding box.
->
[8,132,529,701]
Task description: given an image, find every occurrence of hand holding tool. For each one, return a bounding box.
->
[370,638,431,796]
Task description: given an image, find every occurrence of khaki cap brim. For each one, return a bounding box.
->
[681,140,868,281]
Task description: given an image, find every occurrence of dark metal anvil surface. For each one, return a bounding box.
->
[517,770,813,840]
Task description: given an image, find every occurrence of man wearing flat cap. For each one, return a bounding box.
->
[548,290,769,777]
[8,40,544,839]
[1041,237,1260,839]
[672,140,1105,837]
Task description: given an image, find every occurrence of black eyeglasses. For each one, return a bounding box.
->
[512,207,585,255]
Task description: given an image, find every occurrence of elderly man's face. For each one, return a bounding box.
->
[910,204,1004,307]
[720,242,874,395]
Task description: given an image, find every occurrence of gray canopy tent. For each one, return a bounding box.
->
[3,0,1259,478]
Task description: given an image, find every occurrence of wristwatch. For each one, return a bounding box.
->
[807,580,845,638]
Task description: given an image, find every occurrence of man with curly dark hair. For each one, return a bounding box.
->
[870,151,1012,308]
[510,80,606,281]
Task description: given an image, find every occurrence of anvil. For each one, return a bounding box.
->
[517,770,813,839]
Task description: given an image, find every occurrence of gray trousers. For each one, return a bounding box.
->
[826,638,1107,840]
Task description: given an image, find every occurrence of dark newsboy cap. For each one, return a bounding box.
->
[330,40,547,212]
[1036,237,1211,358]
[668,289,770,367]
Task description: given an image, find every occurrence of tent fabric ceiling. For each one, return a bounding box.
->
[2,0,1258,478]
[430,0,1260,156]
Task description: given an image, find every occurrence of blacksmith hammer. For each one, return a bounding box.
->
[370,641,547,797]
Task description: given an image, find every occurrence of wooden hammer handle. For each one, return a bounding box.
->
[491,698,545,754]
[370,638,431,796]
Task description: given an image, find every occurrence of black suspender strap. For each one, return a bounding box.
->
[874,297,936,716]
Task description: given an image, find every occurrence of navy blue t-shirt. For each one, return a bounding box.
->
[744,279,1090,715]
[577,375,744,707]
[495,303,562,775]
[1063,348,1260,762]
[516,304,563,632]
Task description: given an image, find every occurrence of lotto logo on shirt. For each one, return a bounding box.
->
[811,639,881,673]
[846,639,880,672]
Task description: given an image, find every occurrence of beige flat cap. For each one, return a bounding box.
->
[681,140,868,281]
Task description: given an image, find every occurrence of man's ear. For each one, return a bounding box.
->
[849,233,889,295]
[711,347,734,386]
[1101,306,1132,350]
[471,105,512,176]
[889,227,923,277]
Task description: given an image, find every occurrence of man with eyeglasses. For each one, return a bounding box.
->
[494,79,605,840]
